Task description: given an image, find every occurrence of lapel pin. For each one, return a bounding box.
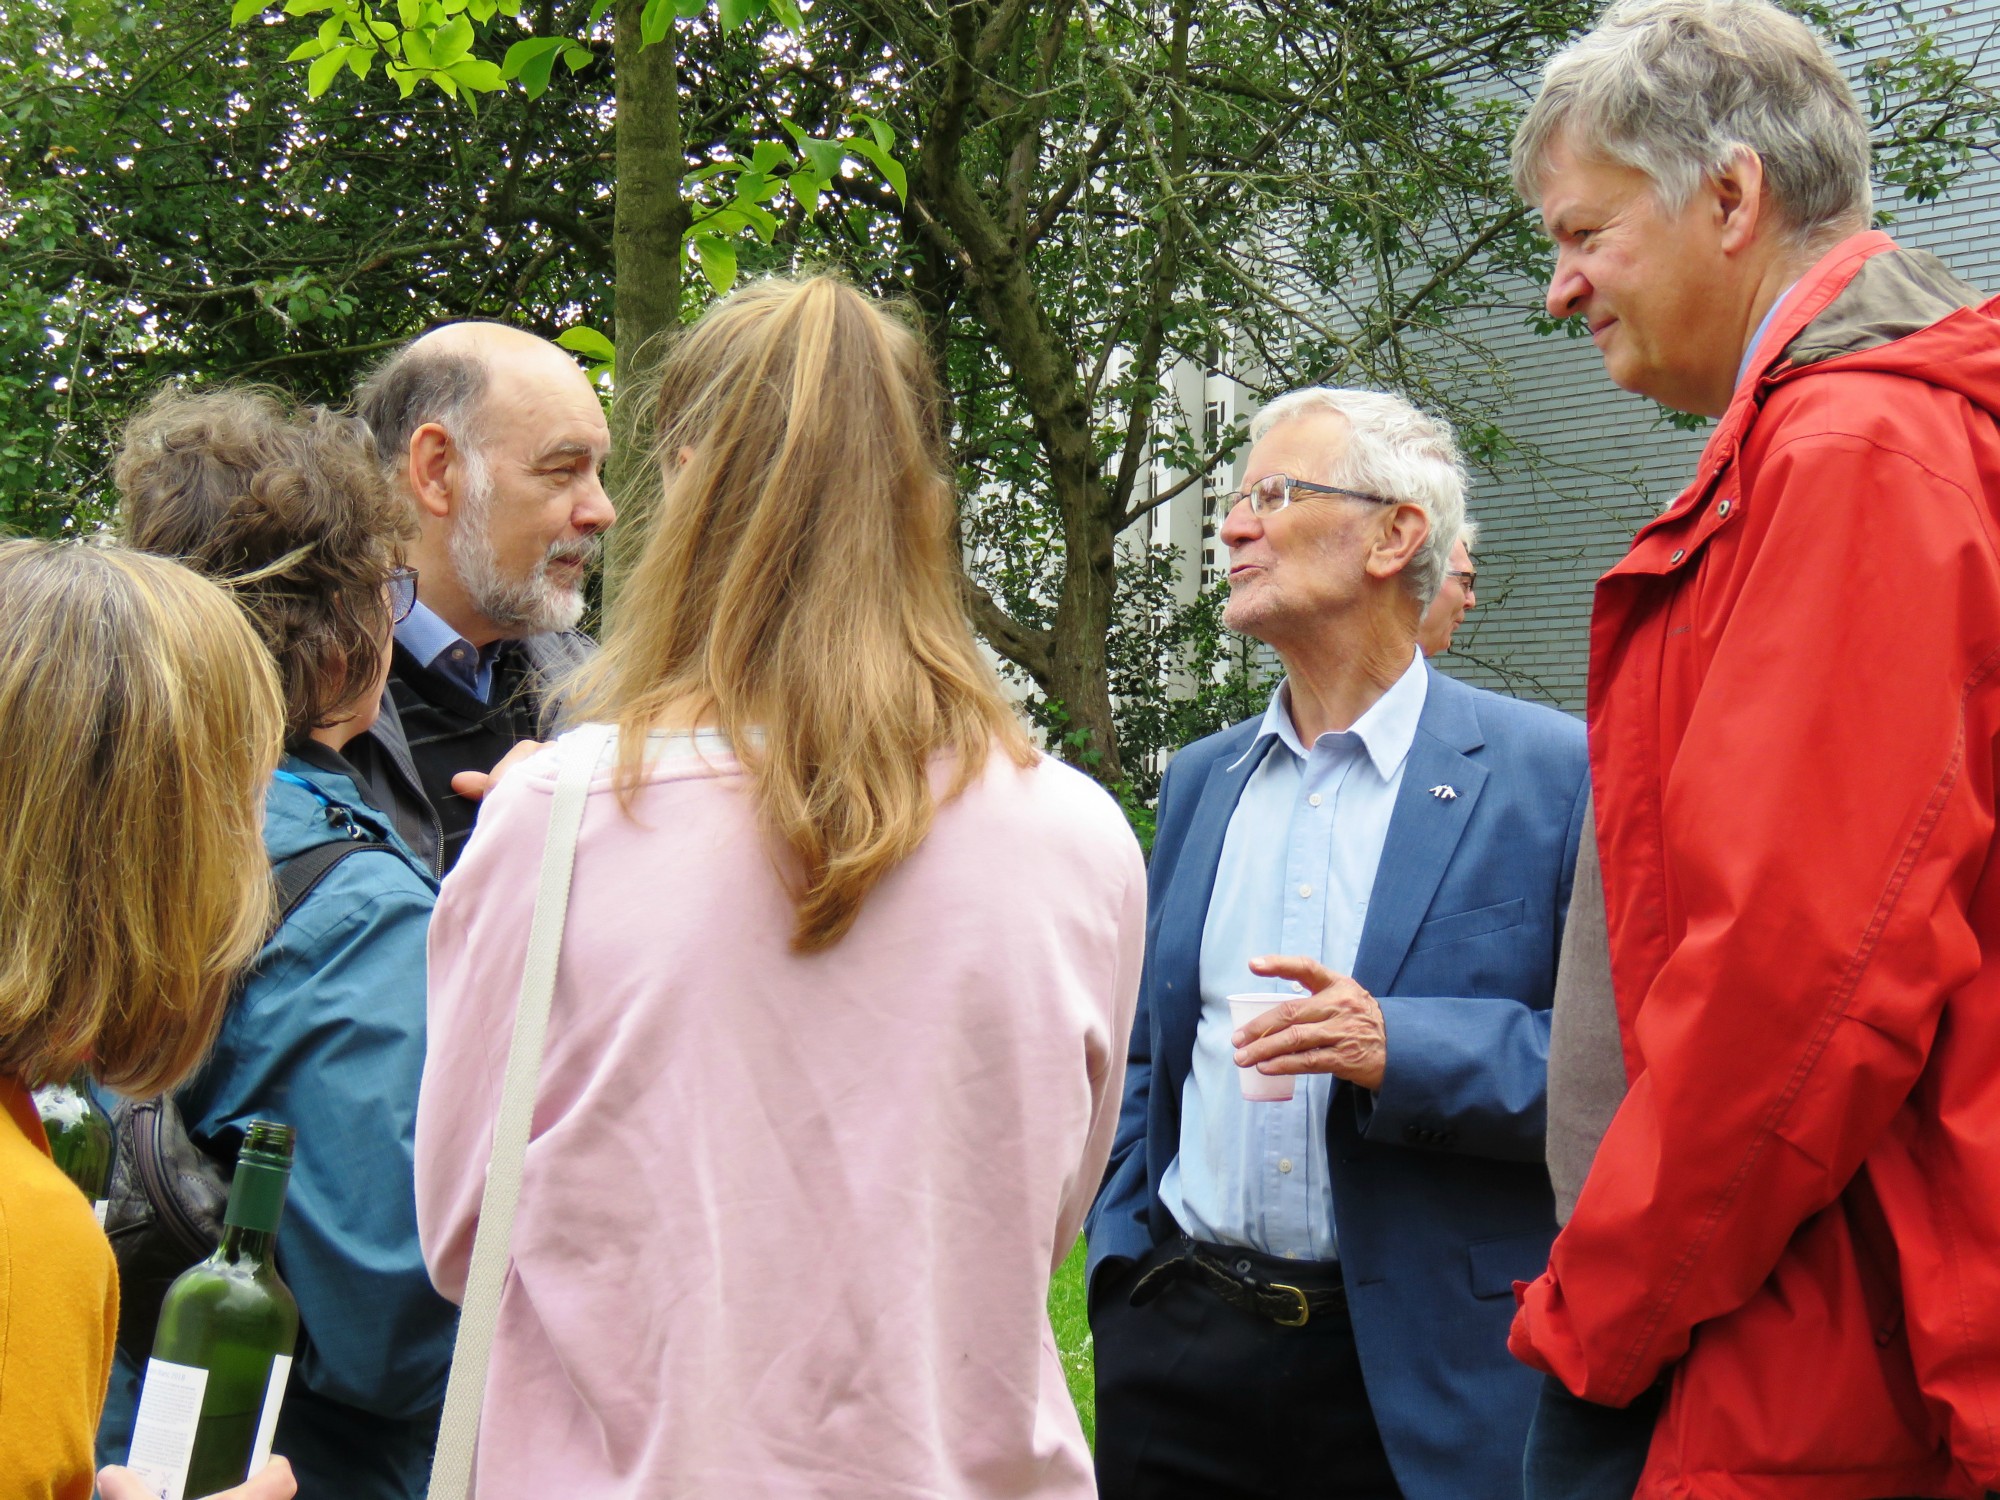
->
[1429,784,1457,801]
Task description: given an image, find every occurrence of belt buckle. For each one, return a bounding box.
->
[1269,1281,1310,1327]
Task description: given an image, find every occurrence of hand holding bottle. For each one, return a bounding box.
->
[97,1456,296,1500]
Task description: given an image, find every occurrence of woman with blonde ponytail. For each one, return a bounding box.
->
[416,275,1145,1497]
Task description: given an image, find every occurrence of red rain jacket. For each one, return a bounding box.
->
[1510,231,2000,1498]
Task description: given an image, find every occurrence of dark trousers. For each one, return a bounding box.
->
[1521,1373,1661,1500]
[1092,1238,1403,1500]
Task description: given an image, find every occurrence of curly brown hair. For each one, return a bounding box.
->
[114,386,418,742]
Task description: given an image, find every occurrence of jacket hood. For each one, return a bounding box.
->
[1764,235,2000,416]
[265,749,430,880]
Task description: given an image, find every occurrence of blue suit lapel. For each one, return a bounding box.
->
[1351,669,1488,996]
[1156,732,1265,1088]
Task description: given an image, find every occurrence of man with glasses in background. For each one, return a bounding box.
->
[1420,524,1480,657]
[349,322,615,873]
[1086,387,1589,1499]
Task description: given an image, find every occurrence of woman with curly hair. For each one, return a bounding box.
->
[96,388,457,1500]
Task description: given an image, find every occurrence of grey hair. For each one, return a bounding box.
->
[1250,387,1468,606]
[353,330,493,484]
[1458,518,1480,552]
[1512,0,1871,250]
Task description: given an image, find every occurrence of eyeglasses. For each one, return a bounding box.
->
[1447,568,1477,592]
[1226,472,1397,516]
[386,566,419,623]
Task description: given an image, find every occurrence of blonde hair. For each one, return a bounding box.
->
[0,541,282,1095]
[572,275,1034,952]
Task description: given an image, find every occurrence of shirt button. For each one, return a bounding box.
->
[1670,548,1685,563]
[1298,884,1313,898]
[1278,1158,1293,1174]
[1717,499,1732,517]
[1308,793,1323,807]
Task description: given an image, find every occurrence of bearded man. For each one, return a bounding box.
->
[350,323,614,872]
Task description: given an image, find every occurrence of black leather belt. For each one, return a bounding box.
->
[1130,1238,1345,1328]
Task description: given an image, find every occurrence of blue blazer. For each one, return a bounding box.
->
[1085,665,1589,1500]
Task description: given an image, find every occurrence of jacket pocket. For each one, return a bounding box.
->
[1408,897,1525,955]
[1468,1229,1553,1299]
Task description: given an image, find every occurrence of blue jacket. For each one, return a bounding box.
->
[99,747,456,1499]
[1085,666,1589,1500]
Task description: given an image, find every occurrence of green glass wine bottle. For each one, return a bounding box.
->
[31,1072,112,1224]
[124,1121,301,1500]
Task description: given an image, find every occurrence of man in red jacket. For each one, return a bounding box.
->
[1509,2,2000,1497]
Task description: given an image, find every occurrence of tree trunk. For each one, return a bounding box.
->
[605,1,689,602]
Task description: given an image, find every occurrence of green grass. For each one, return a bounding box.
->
[1049,1235,1095,1447]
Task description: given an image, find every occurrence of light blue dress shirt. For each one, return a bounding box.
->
[1159,648,1429,1260]
[1736,280,1799,391]
[396,599,496,703]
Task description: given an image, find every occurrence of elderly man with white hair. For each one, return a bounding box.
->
[1511,2,2000,1497]
[1085,387,1588,1499]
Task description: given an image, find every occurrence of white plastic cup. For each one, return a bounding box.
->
[1227,993,1296,1102]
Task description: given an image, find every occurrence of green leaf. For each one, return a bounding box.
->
[789,170,823,215]
[555,325,617,362]
[639,0,671,46]
[348,44,372,76]
[230,0,270,26]
[765,0,802,30]
[798,135,843,180]
[856,112,893,152]
[717,0,762,30]
[431,13,474,62]
[317,14,343,44]
[396,0,418,25]
[694,233,737,294]
[386,61,418,95]
[285,35,330,58]
[562,43,593,70]
[433,70,458,97]
[747,140,789,174]
[672,0,704,15]
[586,0,613,25]
[306,44,350,96]
[847,137,906,203]
[282,0,335,13]
[446,57,504,89]
[467,0,495,22]
[501,35,565,93]
[734,199,779,243]
[401,25,432,64]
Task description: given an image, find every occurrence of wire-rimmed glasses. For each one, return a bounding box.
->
[1226,473,1398,515]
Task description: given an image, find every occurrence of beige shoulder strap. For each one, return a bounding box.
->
[427,722,612,1499]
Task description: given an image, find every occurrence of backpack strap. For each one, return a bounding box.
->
[273,836,393,924]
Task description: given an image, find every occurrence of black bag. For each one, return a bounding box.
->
[104,835,390,1362]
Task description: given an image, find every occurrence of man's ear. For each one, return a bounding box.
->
[1365,502,1432,585]
[408,423,455,522]
[1711,145,1766,255]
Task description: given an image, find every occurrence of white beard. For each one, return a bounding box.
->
[449,452,597,636]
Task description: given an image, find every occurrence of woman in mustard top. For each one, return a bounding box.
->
[0,540,295,1500]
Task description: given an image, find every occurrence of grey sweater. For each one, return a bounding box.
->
[1547,791,1626,1224]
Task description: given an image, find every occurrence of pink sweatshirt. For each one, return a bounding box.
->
[416,731,1144,1498]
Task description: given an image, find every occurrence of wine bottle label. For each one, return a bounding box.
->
[126,1359,209,1500]
[247,1353,293,1476]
